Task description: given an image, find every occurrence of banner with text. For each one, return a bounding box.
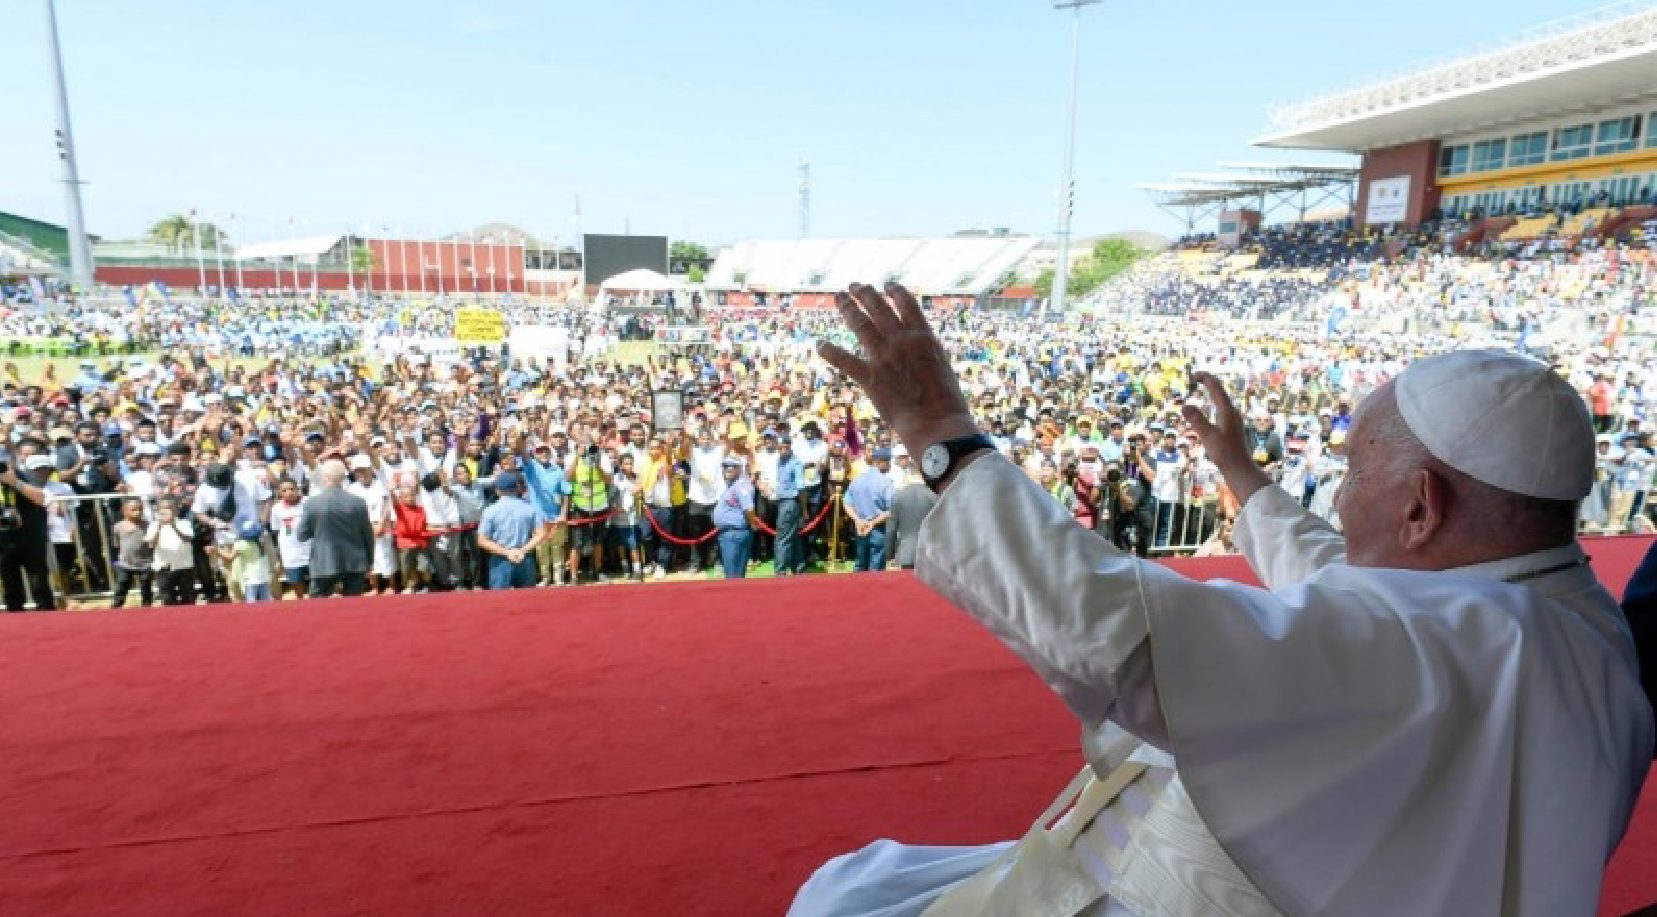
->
[454,308,506,343]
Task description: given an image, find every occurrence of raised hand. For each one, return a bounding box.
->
[1180,372,1271,504]
[817,283,977,458]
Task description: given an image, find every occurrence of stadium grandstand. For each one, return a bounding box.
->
[1256,2,1657,236]
[703,235,1040,308]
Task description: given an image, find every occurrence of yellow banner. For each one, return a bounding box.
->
[453,308,506,343]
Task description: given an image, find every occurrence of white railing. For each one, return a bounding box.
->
[1267,1,1657,133]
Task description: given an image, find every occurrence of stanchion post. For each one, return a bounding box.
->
[829,486,843,565]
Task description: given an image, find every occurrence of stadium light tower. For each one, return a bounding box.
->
[1043,0,1101,320]
[43,0,94,291]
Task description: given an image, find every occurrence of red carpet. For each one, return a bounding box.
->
[0,536,1652,917]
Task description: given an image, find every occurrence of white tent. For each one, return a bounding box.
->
[600,268,680,292]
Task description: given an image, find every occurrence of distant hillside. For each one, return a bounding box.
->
[1079,230,1171,253]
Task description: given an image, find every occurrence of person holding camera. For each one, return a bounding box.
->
[0,454,57,611]
[145,496,196,607]
[566,439,612,584]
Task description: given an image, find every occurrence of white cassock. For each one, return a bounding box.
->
[788,455,1653,917]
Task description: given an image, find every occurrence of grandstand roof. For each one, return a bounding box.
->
[704,236,1039,296]
[1258,2,1657,151]
[1138,162,1358,209]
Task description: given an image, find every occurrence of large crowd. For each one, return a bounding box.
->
[0,227,1653,610]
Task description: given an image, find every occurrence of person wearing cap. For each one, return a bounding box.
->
[288,458,371,598]
[843,447,894,572]
[794,285,1653,917]
[345,453,397,595]
[710,455,759,579]
[477,470,546,590]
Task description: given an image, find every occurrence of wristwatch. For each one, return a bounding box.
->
[921,434,994,494]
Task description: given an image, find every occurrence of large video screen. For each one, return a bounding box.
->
[582,234,667,286]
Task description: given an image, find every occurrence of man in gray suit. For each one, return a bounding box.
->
[297,459,376,597]
[885,480,938,571]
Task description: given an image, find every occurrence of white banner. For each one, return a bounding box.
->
[1365,175,1411,224]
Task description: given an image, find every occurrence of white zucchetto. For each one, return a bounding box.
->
[1394,349,1595,501]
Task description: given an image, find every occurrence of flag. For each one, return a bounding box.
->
[124,285,138,310]
[155,281,171,305]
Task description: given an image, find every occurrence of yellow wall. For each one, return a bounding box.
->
[1437,147,1657,192]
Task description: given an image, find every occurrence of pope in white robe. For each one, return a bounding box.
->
[794,283,1655,917]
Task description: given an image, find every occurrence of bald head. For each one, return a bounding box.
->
[1337,381,1577,570]
[319,459,348,488]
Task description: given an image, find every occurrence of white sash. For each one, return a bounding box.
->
[921,744,1282,917]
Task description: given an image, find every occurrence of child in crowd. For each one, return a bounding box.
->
[391,483,430,594]
[110,497,154,608]
[146,497,196,606]
[226,519,272,604]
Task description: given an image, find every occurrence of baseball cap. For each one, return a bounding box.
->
[348,454,373,471]
[494,471,524,492]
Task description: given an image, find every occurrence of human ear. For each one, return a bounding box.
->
[1399,467,1447,553]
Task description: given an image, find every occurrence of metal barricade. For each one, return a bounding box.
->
[1145,494,1220,557]
[46,492,150,606]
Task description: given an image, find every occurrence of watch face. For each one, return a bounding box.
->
[922,443,951,480]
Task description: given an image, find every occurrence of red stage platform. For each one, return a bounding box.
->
[0,538,1653,917]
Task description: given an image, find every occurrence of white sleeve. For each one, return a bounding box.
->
[915,455,1172,748]
[1231,482,1347,590]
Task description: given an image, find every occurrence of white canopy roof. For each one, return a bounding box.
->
[600,268,680,291]
[234,235,346,261]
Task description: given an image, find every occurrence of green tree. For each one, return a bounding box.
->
[145,214,229,256]
[351,245,378,276]
[1033,237,1148,300]
[671,240,710,261]
[687,265,706,284]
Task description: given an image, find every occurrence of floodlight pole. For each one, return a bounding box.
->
[1043,0,1099,320]
[43,0,94,291]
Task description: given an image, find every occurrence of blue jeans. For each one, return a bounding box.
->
[244,582,272,603]
[1153,499,1176,548]
[854,526,887,572]
[486,554,538,590]
[773,498,803,574]
[718,527,752,579]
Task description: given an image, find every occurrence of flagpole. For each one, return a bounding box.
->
[344,228,355,293]
[381,226,391,293]
[232,213,244,292]
[434,228,445,297]
[191,209,207,294]
[488,237,498,295]
[213,215,227,294]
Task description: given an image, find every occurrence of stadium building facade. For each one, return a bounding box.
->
[1258,4,1657,229]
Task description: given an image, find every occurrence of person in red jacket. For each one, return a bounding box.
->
[391,483,429,594]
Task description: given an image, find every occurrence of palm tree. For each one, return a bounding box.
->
[145,214,230,257]
[146,215,192,256]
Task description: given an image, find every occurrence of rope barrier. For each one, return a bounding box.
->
[640,505,721,546]
[750,495,835,537]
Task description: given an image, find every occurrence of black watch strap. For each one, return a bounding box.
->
[922,434,994,493]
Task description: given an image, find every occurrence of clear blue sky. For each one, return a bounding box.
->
[0,0,1599,246]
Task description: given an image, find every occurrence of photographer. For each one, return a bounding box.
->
[1102,461,1150,558]
[565,438,611,583]
[0,454,57,611]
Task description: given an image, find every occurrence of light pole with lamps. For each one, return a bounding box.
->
[1044,0,1100,320]
[43,0,95,290]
